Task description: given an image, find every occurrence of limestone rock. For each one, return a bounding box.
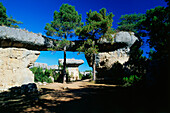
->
[30,62,59,70]
[96,48,130,70]
[98,31,138,47]
[0,26,56,50]
[85,31,139,80]
[58,58,84,81]
[58,58,84,67]
[0,47,40,91]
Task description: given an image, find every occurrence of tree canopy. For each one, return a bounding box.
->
[0,2,22,28]
[76,8,114,54]
[117,13,146,33]
[45,4,83,39]
[44,4,83,83]
[76,8,114,81]
[139,6,169,54]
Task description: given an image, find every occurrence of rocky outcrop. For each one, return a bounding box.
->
[0,26,56,50]
[85,31,139,81]
[30,62,60,70]
[58,58,84,81]
[58,58,84,67]
[0,26,139,52]
[0,48,40,91]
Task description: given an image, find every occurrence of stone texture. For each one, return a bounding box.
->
[67,67,79,81]
[95,48,130,69]
[58,58,84,67]
[0,26,138,52]
[0,26,56,50]
[85,32,139,80]
[30,62,48,69]
[98,32,137,46]
[30,62,60,70]
[58,58,84,81]
[0,47,40,91]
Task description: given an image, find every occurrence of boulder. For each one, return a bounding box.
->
[0,26,55,50]
[85,31,139,82]
[0,47,40,91]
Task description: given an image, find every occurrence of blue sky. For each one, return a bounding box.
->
[1,0,167,72]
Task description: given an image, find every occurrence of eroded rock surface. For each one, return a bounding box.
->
[0,48,40,91]
[0,26,55,50]
[58,58,84,81]
[86,31,139,80]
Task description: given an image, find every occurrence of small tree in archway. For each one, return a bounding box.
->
[45,4,83,83]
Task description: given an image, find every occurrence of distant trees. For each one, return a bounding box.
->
[118,1,169,87]
[76,8,114,81]
[45,4,83,83]
[139,6,169,58]
[0,2,22,28]
[118,5,169,59]
[117,13,145,33]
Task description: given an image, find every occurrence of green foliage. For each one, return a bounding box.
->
[55,38,71,50]
[117,13,146,33]
[75,8,114,81]
[30,67,55,83]
[45,3,83,47]
[76,8,114,41]
[76,8,114,55]
[76,39,99,55]
[79,71,83,80]
[139,6,169,56]
[0,2,22,28]
[123,75,141,87]
[45,4,83,83]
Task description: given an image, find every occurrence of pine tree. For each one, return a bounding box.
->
[0,2,22,28]
[45,4,83,83]
[76,8,114,81]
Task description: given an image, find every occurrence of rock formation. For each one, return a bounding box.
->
[85,31,139,81]
[0,48,40,91]
[30,62,59,70]
[0,26,139,90]
[0,26,56,50]
[58,58,84,81]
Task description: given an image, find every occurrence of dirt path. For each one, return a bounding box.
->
[38,79,117,90]
[0,80,168,113]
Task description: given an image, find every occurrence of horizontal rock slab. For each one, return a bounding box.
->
[58,58,84,67]
[0,47,40,91]
[98,32,138,47]
[30,62,60,70]
[0,26,139,52]
[0,26,56,51]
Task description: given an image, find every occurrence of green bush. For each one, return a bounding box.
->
[79,72,83,80]
[30,67,54,83]
[122,75,141,87]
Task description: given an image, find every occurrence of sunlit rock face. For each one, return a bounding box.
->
[0,48,40,91]
[58,58,84,81]
[85,31,139,82]
[0,26,55,50]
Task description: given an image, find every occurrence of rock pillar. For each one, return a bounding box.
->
[0,48,40,91]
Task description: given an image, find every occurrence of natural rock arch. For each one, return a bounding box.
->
[0,26,139,91]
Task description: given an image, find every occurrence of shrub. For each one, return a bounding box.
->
[79,72,83,80]
[30,67,53,83]
[122,75,141,87]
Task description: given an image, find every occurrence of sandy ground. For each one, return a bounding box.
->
[38,79,117,90]
[0,79,168,113]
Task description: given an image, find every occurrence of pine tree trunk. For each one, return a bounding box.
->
[92,40,96,82]
[63,46,67,83]
[92,53,96,81]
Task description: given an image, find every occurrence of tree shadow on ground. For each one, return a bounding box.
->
[0,84,169,113]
